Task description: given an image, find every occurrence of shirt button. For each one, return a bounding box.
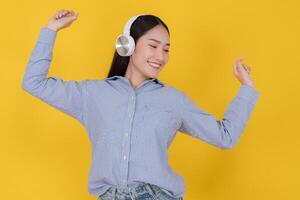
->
[123,155,126,160]
[125,132,128,137]
[131,95,134,99]
[128,113,131,118]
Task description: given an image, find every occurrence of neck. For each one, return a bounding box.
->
[125,61,148,90]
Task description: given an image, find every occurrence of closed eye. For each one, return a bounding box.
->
[149,45,157,48]
[149,45,169,52]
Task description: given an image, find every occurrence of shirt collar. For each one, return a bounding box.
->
[105,75,165,86]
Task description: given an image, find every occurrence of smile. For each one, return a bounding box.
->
[148,61,161,69]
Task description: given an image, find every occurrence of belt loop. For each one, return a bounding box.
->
[112,187,116,200]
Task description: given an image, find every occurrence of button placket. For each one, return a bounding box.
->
[120,92,136,187]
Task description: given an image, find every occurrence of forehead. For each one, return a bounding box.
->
[140,25,170,44]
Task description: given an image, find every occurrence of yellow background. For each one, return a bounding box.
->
[1,0,299,199]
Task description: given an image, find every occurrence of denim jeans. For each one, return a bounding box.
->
[98,182,183,200]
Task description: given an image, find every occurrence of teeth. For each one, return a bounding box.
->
[148,62,161,68]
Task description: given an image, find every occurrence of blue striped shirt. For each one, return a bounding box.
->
[22,27,260,198]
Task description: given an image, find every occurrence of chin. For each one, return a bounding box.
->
[144,64,163,79]
[146,70,161,79]
[146,73,159,79]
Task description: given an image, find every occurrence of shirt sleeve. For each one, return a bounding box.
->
[22,27,86,124]
[178,85,260,149]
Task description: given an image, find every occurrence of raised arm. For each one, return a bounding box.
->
[178,58,260,149]
[21,9,86,124]
[178,84,260,149]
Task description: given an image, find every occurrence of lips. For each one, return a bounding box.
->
[148,61,161,69]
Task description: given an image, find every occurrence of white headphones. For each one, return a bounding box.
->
[115,14,146,56]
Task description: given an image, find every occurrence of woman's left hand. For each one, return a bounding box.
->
[233,57,255,88]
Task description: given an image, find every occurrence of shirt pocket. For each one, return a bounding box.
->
[137,104,181,146]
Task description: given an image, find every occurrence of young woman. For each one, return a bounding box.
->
[22,9,260,200]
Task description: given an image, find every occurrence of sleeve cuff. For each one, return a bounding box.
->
[37,27,57,45]
[236,84,260,104]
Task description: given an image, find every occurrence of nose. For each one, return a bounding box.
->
[154,49,164,64]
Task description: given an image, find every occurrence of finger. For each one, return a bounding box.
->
[236,59,244,70]
[64,10,72,17]
[67,10,74,16]
[62,10,69,16]
[233,63,239,75]
[70,11,77,17]
[55,10,61,15]
[56,10,63,19]
[242,64,251,75]
[55,10,60,19]
[59,9,65,18]
[55,13,60,20]
[234,59,243,70]
[237,62,247,75]
[244,64,251,72]
[70,12,79,19]
[65,10,76,18]
[234,61,242,75]
[57,9,72,19]
[62,10,69,17]
[58,10,62,17]
[243,65,249,73]
[236,56,244,64]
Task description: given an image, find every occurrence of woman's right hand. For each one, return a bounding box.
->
[46,9,79,32]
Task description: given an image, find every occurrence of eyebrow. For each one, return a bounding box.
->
[148,38,170,46]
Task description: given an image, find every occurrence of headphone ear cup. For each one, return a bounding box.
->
[126,36,135,56]
[115,34,136,56]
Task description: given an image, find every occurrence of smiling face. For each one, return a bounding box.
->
[127,25,170,80]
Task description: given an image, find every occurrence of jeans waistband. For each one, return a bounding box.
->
[111,181,149,192]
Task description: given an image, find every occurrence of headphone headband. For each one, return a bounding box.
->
[123,14,146,35]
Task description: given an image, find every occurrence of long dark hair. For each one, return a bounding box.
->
[107,15,170,78]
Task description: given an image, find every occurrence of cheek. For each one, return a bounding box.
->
[141,47,154,59]
[134,47,150,62]
[131,53,149,71]
[165,54,169,61]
